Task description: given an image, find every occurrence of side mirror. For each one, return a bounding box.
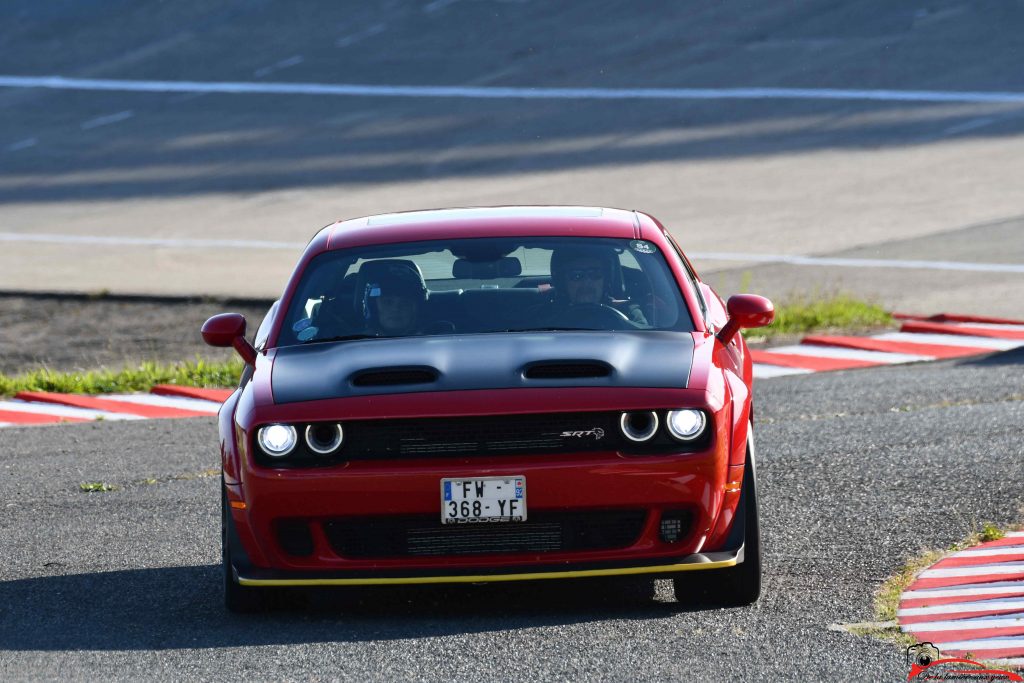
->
[716,294,774,346]
[202,313,257,366]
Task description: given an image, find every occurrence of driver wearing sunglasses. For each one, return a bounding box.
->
[539,248,648,327]
[563,262,606,305]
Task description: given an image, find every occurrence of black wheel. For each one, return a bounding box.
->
[222,485,265,613]
[674,438,761,607]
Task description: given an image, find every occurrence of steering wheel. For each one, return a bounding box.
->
[551,303,635,330]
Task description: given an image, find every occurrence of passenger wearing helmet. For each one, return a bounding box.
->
[356,259,429,336]
[545,246,648,327]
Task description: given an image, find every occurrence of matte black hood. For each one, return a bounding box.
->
[271,332,695,404]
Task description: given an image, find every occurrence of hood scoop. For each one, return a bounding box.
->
[523,361,612,380]
[351,367,439,387]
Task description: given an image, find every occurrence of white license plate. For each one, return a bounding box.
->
[441,476,526,524]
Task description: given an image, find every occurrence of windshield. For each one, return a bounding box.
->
[276,237,694,347]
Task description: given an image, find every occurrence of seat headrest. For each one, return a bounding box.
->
[354,259,427,298]
[452,257,522,279]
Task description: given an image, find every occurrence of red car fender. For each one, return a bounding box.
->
[703,341,753,550]
[219,388,274,567]
[218,389,243,486]
[704,420,750,550]
[726,367,752,468]
[250,350,276,408]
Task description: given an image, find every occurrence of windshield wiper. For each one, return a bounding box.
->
[502,327,597,333]
[300,334,377,344]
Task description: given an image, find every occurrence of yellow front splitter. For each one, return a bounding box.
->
[238,555,738,587]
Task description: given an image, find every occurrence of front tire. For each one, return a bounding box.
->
[674,443,761,607]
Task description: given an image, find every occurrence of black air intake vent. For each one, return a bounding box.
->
[323,510,648,558]
[351,367,439,387]
[523,362,612,380]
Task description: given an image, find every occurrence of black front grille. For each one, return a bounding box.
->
[343,412,625,459]
[323,510,647,558]
[338,411,710,460]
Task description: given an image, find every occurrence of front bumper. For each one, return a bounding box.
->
[234,547,744,586]
[229,439,733,578]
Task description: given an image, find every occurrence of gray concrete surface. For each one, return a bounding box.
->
[1,352,1022,681]
[1,1,1023,314]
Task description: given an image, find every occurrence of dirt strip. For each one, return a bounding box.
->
[0,292,272,374]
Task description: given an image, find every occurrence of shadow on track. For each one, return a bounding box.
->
[0,566,693,651]
[960,346,1024,367]
[3,100,1023,205]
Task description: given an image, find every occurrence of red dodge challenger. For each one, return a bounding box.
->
[202,206,774,612]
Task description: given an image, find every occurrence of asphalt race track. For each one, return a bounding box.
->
[1,352,1022,681]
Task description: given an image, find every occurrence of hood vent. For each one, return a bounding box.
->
[523,362,612,380]
[351,367,439,387]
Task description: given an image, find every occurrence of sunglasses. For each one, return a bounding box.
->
[566,268,604,282]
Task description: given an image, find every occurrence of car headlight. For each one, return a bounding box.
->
[665,409,707,441]
[305,423,344,454]
[620,411,660,442]
[257,424,298,456]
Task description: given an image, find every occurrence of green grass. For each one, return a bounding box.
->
[0,358,244,398]
[79,482,118,493]
[980,520,1006,543]
[754,293,893,341]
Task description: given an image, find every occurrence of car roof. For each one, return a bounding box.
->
[321,206,644,251]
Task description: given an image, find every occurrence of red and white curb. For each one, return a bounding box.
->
[0,385,232,428]
[899,531,1024,667]
[752,313,1024,379]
